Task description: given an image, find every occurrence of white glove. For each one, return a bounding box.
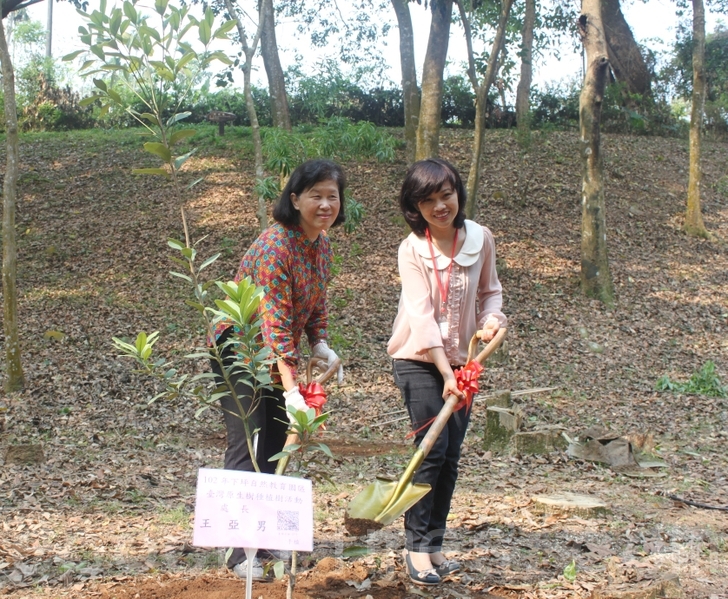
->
[312,342,344,384]
[283,388,307,424]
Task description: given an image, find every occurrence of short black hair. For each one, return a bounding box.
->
[272,159,347,228]
[399,158,467,236]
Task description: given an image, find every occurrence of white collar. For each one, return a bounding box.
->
[408,220,484,270]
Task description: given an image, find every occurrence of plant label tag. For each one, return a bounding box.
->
[192,468,313,551]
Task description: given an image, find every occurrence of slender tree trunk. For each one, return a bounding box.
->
[391,0,420,164]
[578,0,614,305]
[46,0,52,58]
[465,0,514,219]
[260,0,291,130]
[516,0,535,133]
[601,0,651,97]
[415,0,453,160]
[685,0,708,237]
[0,18,25,392]
[225,0,267,230]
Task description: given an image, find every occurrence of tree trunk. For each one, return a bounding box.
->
[516,0,535,133]
[465,0,514,219]
[415,0,453,160]
[601,0,651,97]
[685,0,707,237]
[225,0,267,231]
[0,18,25,392]
[260,0,291,130]
[578,0,614,305]
[46,0,52,58]
[391,0,420,164]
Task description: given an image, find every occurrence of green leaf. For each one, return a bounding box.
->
[143,142,172,162]
[62,50,84,62]
[168,9,180,31]
[93,78,108,92]
[140,25,161,43]
[132,168,168,176]
[198,19,211,45]
[198,253,220,272]
[166,111,191,127]
[174,148,197,171]
[139,112,158,124]
[272,560,285,579]
[563,559,577,582]
[170,271,192,283]
[154,0,169,15]
[90,44,106,60]
[314,443,334,458]
[213,19,237,39]
[169,129,197,146]
[208,51,233,66]
[79,95,101,107]
[186,177,204,190]
[109,9,122,35]
[167,239,185,250]
[123,1,137,23]
[107,89,122,103]
[176,51,197,72]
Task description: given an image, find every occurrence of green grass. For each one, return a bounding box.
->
[157,505,191,528]
[656,361,727,397]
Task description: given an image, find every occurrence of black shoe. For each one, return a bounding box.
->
[403,551,441,586]
[434,559,460,577]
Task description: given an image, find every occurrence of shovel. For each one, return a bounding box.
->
[344,327,507,536]
[274,355,342,476]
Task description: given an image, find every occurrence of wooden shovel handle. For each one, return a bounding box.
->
[418,328,507,458]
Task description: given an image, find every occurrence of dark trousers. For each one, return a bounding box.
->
[210,330,287,567]
[393,359,471,553]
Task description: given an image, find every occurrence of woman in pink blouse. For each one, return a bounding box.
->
[387,158,507,586]
[211,159,346,578]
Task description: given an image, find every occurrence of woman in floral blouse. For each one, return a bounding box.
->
[211,159,346,577]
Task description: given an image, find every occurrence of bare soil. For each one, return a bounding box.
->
[1,127,727,599]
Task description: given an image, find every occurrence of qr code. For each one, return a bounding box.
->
[277,510,299,532]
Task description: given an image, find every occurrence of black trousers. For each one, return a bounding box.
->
[210,329,287,567]
[393,359,472,553]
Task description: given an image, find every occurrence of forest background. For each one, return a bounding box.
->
[0,0,727,598]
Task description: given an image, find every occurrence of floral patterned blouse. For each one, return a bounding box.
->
[213,222,331,381]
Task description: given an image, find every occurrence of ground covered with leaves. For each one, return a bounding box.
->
[1,126,727,599]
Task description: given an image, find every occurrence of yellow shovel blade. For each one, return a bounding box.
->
[374,482,431,526]
[346,477,432,524]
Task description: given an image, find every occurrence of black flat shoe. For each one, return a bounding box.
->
[434,559,460,577]
[404,551,441,586]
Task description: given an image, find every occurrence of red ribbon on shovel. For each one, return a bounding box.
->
[299,381,327,417]
[453,359,484,412]
[406,359,484,439]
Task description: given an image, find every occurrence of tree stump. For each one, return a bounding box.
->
[531,492,608,517]
[483,389,512,409]
[512,426,567,455]
[482,405,523,453]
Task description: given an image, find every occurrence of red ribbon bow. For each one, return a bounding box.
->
[298,381,327,417]
[405,359,484,439]
[453,360,484,412]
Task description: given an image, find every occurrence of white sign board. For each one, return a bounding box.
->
[192,468,313,552]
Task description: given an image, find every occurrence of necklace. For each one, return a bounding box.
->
[425,227,459,313]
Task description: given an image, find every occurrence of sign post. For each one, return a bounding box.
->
[192,468,314,598]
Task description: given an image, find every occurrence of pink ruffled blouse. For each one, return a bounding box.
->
[387,220,507,366]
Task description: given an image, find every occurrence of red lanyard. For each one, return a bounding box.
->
[425,227,458,311]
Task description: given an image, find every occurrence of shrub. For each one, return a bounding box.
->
[20,72,93,131]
